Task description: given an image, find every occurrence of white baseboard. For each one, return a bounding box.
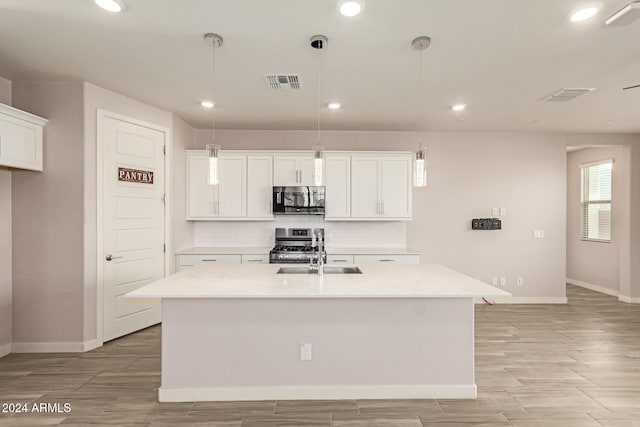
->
[618,295,640,304]
[83,339,101,352]
[475,297,567,304]
[11,339,100,354]
[159,384,478,402]
[0,343,10,358]
[566,278,618,296]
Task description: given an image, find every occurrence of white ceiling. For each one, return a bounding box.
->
[1,0,640,133]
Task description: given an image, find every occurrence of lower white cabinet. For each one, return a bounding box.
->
[326,254,355,264]
[177,254,242,271]
[241,254,269,264]
[0,103,47,171]
[353,254,420,264]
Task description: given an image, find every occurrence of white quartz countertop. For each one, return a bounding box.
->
[127,264,510,299]
[175,247,419,255]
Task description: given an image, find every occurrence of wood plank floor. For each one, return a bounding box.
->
[0,284,639,426]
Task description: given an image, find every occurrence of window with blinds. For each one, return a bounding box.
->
[580,160,612,242]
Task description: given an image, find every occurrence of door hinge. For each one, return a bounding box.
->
[163,244,166,253]
[163,145,166,155]
[162,194,166,204]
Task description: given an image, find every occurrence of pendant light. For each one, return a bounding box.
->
[311,35,328,187]
[204,32,223,186]
[412,36,430,188]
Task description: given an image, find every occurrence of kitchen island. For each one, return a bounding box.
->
[127,263,510,402]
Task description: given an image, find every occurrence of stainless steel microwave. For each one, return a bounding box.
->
[272,186,325,215]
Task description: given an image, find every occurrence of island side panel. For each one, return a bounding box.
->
[160,297,475,401]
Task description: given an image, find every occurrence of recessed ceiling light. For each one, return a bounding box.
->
[452,104,466,111]
[570,3,601,22]
[327,102,342,110]
[338,0,364,17]
[201,101,214,108]
[95,0,126,13]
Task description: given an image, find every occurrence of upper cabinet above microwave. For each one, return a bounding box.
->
[273,154,315,186]
[0,103,47,171]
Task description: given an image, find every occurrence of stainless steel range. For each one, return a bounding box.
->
[269,227,326,264]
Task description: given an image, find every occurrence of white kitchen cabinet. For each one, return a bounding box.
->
[326,254,355,264]
[350,154,412,220]
[273,155,315,186]
[186,152,246,219]
[353,254,420,264]
[0,103,47,171]
[324,154,351,219]
[351,156,381,218]
[247,155,273,219]
[177,254,242,271]
[241,254,269,264]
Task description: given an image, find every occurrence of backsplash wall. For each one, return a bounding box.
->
[194,217,406,248]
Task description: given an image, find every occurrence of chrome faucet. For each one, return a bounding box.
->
[310,228,325,276]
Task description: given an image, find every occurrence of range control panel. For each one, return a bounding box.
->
[472,218,502,230]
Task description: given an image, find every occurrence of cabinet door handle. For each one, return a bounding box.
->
[382,202,385,215]
[202,259,218,262]
[246,259,263,263]
[379,259,395,262]
[105,254,123,261]
[333,259,348,263]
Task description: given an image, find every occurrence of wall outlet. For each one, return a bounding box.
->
[299,343,312,361]
[500,277,507,287]
[516,277,523,286]
[491,276,498,286]
[500,208,506,216]
[533,230,545,239]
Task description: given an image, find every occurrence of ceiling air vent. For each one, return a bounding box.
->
[543,88,596,102]
[265,74,302,90]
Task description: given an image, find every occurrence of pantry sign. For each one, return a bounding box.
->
[118,167,154,184]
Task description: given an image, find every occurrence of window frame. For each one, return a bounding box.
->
[580,159,613,243]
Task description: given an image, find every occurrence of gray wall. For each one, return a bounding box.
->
[191,129,568,300]
[567,147,629,293]
[11,81,86,343]
[0,76,12,353]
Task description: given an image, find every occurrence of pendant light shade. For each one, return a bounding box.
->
[415,147,427,187]
[204,32,223,186]
[313,145,325,186]
[206,143,221,186]
[412,36,430,188]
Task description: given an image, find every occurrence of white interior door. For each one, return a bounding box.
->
[102,115,165,342]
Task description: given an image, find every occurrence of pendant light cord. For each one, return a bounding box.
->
[316,48,321,145]
[418,45,423,150]
[211,40,216,143]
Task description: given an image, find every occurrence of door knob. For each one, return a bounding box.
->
[105,254,123,261]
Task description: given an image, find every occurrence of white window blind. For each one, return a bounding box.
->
[580,160,612,242]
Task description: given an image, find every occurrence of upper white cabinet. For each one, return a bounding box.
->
[0,103,47,171]
[351,154,412,220]
[273,155,314,186]
[186,151,273,221]
[186,150,413,222]
[247,155,273,218]
[324,154,351,219]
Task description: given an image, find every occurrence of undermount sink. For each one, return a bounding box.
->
[277,266,362,275]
